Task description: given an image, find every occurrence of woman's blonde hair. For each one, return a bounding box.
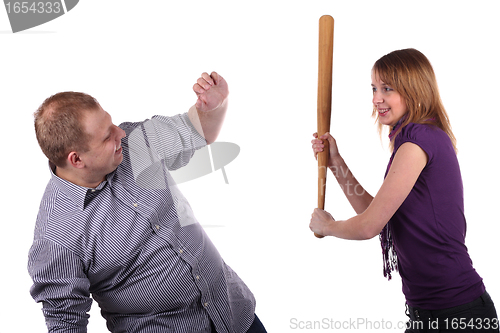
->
[372,48,457,152]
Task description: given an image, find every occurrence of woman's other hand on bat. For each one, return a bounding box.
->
[310,208,335,237]
[311,132,341,167]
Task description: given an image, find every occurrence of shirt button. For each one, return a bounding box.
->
[91,189,96,193]
[196,275,200,280]
[204,302,209,307]
[179,249,184,254]
[155,225,160,230]
[133,203,138,207]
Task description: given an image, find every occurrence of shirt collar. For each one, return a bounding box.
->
[48,161,110,211]
[388,114,408,140]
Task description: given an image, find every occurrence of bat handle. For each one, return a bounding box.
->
[315,138,329,239]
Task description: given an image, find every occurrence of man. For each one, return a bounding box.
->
[28,72,267,333]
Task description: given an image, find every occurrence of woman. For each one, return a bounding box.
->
[310,48,498,332]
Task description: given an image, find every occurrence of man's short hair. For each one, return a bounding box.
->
[34,92,100,167]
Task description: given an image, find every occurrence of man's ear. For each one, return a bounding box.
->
[67,151,85,169]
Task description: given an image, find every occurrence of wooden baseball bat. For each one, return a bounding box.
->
[315,15,334,238]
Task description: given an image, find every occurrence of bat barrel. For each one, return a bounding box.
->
[316,15,334,238]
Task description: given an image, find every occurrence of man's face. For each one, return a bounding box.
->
[80,106,126,178]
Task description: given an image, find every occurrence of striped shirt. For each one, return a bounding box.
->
[28,113,256,333]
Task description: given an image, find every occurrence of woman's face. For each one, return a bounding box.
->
[371,72,407,127]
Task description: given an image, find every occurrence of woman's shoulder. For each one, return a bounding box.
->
[397,122,447,144]
[402,122,442,135]
[395,122,451,160]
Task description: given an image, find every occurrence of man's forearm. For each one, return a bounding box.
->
[188,99,227,144]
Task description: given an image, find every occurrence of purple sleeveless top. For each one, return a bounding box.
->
[383,122,484,309]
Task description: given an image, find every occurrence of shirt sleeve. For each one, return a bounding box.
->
[28,239,92,333]
[125,112,207,171]
[395,123,438,165]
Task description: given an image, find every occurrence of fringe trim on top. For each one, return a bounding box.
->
[380,117,405,280]
[379,222,398,280]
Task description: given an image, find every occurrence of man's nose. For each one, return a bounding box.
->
[117,126,126,140]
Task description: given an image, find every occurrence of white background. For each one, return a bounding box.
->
[1,0,499,332]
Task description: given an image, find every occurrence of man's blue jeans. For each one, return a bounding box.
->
[210,314,267,333]
[246,314,267,333]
